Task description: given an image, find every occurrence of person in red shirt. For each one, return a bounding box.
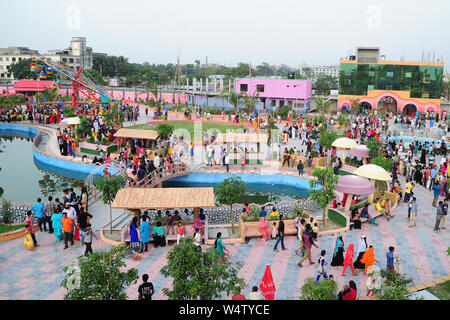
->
[338,281,357,300]
[232,289,246,300]
[176,221,185,245]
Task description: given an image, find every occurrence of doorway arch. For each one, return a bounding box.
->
[377,96,397,114]
[402,104,417,116]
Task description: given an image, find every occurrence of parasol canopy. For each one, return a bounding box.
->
[59,117,80,127]
[348,145,371,158]
[353,164,391,181]
[259,264,276,300]
[335,175,376,195]
[332,137,357,149]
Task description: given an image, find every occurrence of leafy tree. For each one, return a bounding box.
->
[372,258,414,300]
[315,96,334,118]
[160,237,246,300]
[103,106,123,128]
[300,277,338,300]
[41,87,59,103]
[148,81,159,104]
[309,167,338,225]
[314,74,338,96]
[61,245,139,300]
[1,198,13,229]
[76,116,92,138]
[371,156,394,172]
[364,138,383,158]
[94,175,126,233]
[6,58,35,80]
[215,176,248,232]
[156,123,174,140]
[319,130,338,164]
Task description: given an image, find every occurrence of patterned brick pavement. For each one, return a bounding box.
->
[0,177,448,300]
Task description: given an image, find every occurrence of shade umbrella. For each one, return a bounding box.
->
[348,144,371,164]
[259,264,276,300]
[59,117,80,127]
[335,175,376,195]
[353,164,391,181]
[354,164,391,203]
[336,175,376,211]
[332,138,357,164]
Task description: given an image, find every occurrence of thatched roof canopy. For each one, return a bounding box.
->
[112,187,216,209]
[114,128,159,140]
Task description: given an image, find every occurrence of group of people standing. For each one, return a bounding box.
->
[24,187,97,256]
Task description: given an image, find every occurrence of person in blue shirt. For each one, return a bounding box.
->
[259,206,267,217]
[386,246,395,273]
[31,198,46,232]
[432,183,441,207]
[139,216,151,253]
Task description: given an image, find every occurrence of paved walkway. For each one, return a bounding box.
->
[1,177,448,300]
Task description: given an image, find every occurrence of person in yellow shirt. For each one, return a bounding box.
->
[403,180,413,203]
[269,207,279,217]
[375,198,393,220]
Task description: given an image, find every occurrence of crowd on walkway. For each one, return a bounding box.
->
[24,187,97,256]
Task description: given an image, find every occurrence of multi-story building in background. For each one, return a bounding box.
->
[338,47,444,116]
[297,64,339,79]
[0,47,38,80]
[235,78,312,113]
[0,37,93,81]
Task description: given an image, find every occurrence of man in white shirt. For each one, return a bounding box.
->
[247,286,264,300]
[154,153,160,168]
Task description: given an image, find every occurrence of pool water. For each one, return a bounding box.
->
[0,132,82,204]
[163,181,310,204]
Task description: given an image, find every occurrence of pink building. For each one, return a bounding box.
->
[235,78,312,112]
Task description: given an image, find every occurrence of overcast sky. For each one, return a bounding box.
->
[1,0,449,70]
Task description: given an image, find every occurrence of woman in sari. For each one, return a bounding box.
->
[360,245,378,273]
[330,234,345,267]
[341,243,356,276]
[51,209,63,242]
[129,217,140,252]
[259,217,271,241]
[353,235,368,270]
[214,232,226,261]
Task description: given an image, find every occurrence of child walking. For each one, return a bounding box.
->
[81,223,98,256]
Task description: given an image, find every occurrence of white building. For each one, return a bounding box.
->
[0,47,38,80]
[297,64,339,79]
[0,37,93,81]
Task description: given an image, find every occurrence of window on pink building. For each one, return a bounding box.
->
[240,84,248,92]
[256,84,264,92]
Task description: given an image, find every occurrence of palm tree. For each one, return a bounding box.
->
[315,96,333,118]
[243,91,259,115]
[42,87,59,102]
[222,90,243,112]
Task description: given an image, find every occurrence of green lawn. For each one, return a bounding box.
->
[0,224,26,234]
[427,281,450,300]
[129,122,246,137]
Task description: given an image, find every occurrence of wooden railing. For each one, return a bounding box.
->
[135,163,190,188]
